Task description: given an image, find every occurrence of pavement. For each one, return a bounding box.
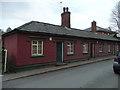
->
[2,56,114,82]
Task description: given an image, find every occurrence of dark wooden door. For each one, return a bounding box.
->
[91,43,95,58]
[56,42,63,63]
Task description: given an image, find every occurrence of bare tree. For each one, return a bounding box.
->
[110,1,120,33]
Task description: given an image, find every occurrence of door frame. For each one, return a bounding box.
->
[91,43,95,58]
[113,44,115,55]
[56,42,63,63]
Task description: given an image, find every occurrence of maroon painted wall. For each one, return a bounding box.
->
[3,33,18,65]
[63,40,91,61]
[3,32,120,66]
[16,33,56,66]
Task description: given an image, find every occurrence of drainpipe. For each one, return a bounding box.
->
[4,49,7,73]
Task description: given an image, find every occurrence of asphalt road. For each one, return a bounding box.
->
[2,59,120,88]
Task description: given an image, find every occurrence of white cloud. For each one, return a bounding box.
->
[0,0,119,31]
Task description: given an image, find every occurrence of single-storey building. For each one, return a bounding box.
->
[2,7,120,72]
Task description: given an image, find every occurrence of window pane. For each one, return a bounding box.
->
[32,45,37,54]
[67,46,70,53]
[71,43,73,46]
[38,41,43,55]
[67,42,74,54]
[32,41,43,55]
[67,42,70,46]
[71,49,74,53]
[38,41,42,44]
[32,41,37,44]
[71,44,74,49]
[33,46,37,50]
[71,46,74,53]
[33,50,37,54]
[38,50,42,54]
[83,43,88,53]
[38,43,42,50]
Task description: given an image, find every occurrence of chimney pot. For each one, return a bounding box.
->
[66,7,68,12]
[63,7,65,12]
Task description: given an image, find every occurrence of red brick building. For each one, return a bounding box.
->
[84,21,117,35]
[2,7,120,72]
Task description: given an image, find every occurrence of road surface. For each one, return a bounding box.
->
[2,59,119,88]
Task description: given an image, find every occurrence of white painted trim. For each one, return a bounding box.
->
[4,49,7,72]
[30,40,33,56]
[92,44,94,57]
[67,42,74,54]
[42,41,44,55]
[31,40,44,56]
[83,43,88,53]
[98,44,103,53]
[108,44,111,52]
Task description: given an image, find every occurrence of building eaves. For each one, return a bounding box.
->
[13,21,120,42]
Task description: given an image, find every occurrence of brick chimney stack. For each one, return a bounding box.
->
[61,7,71,28]
[91,21,96,32]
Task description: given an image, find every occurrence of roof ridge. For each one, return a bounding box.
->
[15,21,34,30]
[32,21,63,28]
[16,20,83,31]
[97,26,108,30]
[12,21,119,41]
[16,20,65,30]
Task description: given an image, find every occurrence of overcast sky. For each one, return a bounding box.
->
[0,0,119,31]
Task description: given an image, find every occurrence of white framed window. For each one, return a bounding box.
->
[108,44,111,52]
[32,40,43,56]
[99,44,103,52]
[67,42,74,54]
[83,43,88,53]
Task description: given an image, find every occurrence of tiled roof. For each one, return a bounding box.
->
[15,21,119,41]
[84,26,117,33]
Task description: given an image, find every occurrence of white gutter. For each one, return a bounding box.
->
[4,49,7,73]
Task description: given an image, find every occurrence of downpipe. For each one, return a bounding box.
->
[3,49,7,73]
